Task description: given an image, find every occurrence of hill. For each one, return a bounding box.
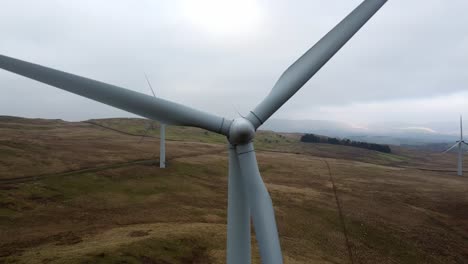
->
[0,116,467,263]
[262,118,460,146]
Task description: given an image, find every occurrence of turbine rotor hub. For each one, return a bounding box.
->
[228,118,256,145]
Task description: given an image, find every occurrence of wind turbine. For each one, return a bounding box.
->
[0,1,388,263]
[140,74,166,168]
[444,116,467,176]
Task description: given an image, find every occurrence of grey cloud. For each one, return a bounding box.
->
[1,0,467,124]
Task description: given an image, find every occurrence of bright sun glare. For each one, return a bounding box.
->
[182,0,262,35]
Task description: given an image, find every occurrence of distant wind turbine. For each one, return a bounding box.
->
[140,74,166,169]
[0,0,388,262]
[444,116,467,176]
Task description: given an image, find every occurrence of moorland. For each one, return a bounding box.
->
[0,116,467,263]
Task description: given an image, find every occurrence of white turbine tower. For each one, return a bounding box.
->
[444,116,467,176]
[142,74,166,168]
[0,1,387,263]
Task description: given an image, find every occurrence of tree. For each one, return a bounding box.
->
[300,133,391,153]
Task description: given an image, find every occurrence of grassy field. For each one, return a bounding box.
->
[0,116,467,263]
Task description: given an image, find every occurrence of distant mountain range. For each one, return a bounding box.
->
[260,119,460,146]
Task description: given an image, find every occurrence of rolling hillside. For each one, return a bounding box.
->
[0,116,467,263]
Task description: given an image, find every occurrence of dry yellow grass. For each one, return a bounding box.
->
[1,116,468,263]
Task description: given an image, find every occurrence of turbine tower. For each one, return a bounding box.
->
[0,1,388,263]
[143,74,166,169]
[444,116,467,176]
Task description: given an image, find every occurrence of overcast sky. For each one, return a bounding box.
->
[1,0,467,128]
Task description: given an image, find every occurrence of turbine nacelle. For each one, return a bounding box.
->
[228,117,256,145]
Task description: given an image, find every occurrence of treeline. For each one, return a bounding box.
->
[300,134,391,153]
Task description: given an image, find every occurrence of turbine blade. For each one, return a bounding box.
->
[461,115,464,141]
[138,129,149,144]
[443,142,460,153]
[0,55,231,135]
[138,123,152,144]
[144,73,157,98]
[236,142,283,264]
[227,145,251,263]
[246,0,388,128]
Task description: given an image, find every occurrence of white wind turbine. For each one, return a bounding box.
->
[444,116,467,176]
[0,1,388,263]
[140,74,166,168]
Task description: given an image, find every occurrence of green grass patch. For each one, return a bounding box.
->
[0,207,18,220]
[6,160,224,211]
[376,152,409,163]
[254,131,294,149]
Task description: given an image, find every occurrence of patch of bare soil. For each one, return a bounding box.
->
[129,230,151,237]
